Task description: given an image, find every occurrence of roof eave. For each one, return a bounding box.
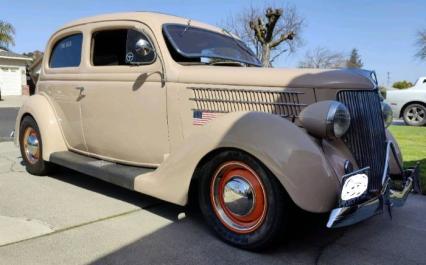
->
[0,56,33,61]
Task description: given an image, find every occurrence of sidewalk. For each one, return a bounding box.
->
[0,95,29,108]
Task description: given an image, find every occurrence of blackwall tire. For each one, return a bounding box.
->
[198,150,289,250]
[19,116,53,176]
[403,104,426,126]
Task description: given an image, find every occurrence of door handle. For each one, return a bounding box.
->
[75,86,85,95]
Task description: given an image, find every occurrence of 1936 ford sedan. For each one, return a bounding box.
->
[15,12,420,250]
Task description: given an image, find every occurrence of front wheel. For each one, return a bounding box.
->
[198,150,289,250]
[19,116,53,175]
[403,104,426,126]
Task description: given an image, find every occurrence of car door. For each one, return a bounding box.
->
[39,30,87,151]
[80,21,169,166]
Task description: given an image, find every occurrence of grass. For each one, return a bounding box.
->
[389,125,426,193]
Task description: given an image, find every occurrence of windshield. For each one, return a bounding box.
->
[163,24,261,66]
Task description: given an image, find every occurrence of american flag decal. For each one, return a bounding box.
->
[193,111,218,125]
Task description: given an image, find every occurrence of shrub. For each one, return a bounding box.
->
[392,80,413,89]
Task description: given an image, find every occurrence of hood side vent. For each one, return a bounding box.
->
[188,87,306,119]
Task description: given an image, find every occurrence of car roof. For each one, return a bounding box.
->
[60,11,226,35]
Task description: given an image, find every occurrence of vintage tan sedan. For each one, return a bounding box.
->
[15,12,420,250]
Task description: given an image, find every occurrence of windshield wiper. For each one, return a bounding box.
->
[201,57,245,66]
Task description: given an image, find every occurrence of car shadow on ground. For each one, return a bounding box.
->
[44,166,345,264]
[48,167,167,212]
[87,204,344,265]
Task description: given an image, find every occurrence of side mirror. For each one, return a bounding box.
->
[135,39,154,57]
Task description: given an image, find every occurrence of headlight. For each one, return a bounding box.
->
[381,102,393,128]
[300,101,351,139]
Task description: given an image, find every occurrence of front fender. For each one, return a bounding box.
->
[135,112,339,212]
[386,129,403,175]
[14,94,67,161]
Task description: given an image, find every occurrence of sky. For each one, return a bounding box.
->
[1,0,425,86]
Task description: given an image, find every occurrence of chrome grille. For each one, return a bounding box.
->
[188,87,306,118]
[337,90,387,192]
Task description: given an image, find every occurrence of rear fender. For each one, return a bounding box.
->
[14,94,67,160]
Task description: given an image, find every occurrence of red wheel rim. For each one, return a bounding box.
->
[210,161,267,234]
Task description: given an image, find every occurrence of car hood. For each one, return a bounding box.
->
[175,66,376,90]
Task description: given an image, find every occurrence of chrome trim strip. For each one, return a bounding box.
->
[381,141,391,185]
[189,98,307,106]
[187,87,305,94]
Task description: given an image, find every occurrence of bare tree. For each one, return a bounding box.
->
[222,3,304,67]
[416,29,426,60]
[298,47,345,69]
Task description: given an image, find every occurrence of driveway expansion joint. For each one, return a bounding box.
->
[0,208,143,248]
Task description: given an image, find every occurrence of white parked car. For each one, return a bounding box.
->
[387,77,426,126]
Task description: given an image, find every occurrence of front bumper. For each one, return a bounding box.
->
[327,142,420,229]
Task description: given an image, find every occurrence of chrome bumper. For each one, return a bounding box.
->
[327,142,420,229]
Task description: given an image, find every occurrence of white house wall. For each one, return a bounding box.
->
[0,58,28,96]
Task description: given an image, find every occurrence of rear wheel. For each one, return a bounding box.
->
[198,150,289,250]
[403,104,426,126]
[19,116,53,175]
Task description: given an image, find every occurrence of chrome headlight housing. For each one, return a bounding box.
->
[300,101,351,139]
[381,102,393,128]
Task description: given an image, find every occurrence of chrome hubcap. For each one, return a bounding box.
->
[210,161,267,234]
[223,177,254,216]
[407,107,425,123]
[23,128,40,164]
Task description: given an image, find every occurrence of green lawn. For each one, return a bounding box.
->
[389,125,426,193]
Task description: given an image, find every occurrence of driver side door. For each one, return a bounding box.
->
[80,21,169,167]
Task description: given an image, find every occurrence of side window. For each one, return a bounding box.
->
[49,34,83,68]
[92,29,155,66]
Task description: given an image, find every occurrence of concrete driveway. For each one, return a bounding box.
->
[0,141,425,265]
[0,108,18,141]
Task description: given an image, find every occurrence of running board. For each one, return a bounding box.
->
[50,151,155,190]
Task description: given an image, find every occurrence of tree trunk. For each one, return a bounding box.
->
[261,44,271,67]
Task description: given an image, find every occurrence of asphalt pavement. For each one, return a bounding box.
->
[0,141,425,265]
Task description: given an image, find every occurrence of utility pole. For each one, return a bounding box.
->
[387,72,390,87]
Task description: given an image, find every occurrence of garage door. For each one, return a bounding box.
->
[0,67,22,96]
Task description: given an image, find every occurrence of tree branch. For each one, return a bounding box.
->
[265,8,283,42]
[270,48,288,63]
[270,31,295,48]
[250,18,265,44]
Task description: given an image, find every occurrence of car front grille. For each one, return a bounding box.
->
[337,90,387,192]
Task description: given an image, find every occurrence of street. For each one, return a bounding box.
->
[0,108,18,141]
[0,140,425,265]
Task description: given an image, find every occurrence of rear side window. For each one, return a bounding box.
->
[92,29,155,66]
[49,34,83,68]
